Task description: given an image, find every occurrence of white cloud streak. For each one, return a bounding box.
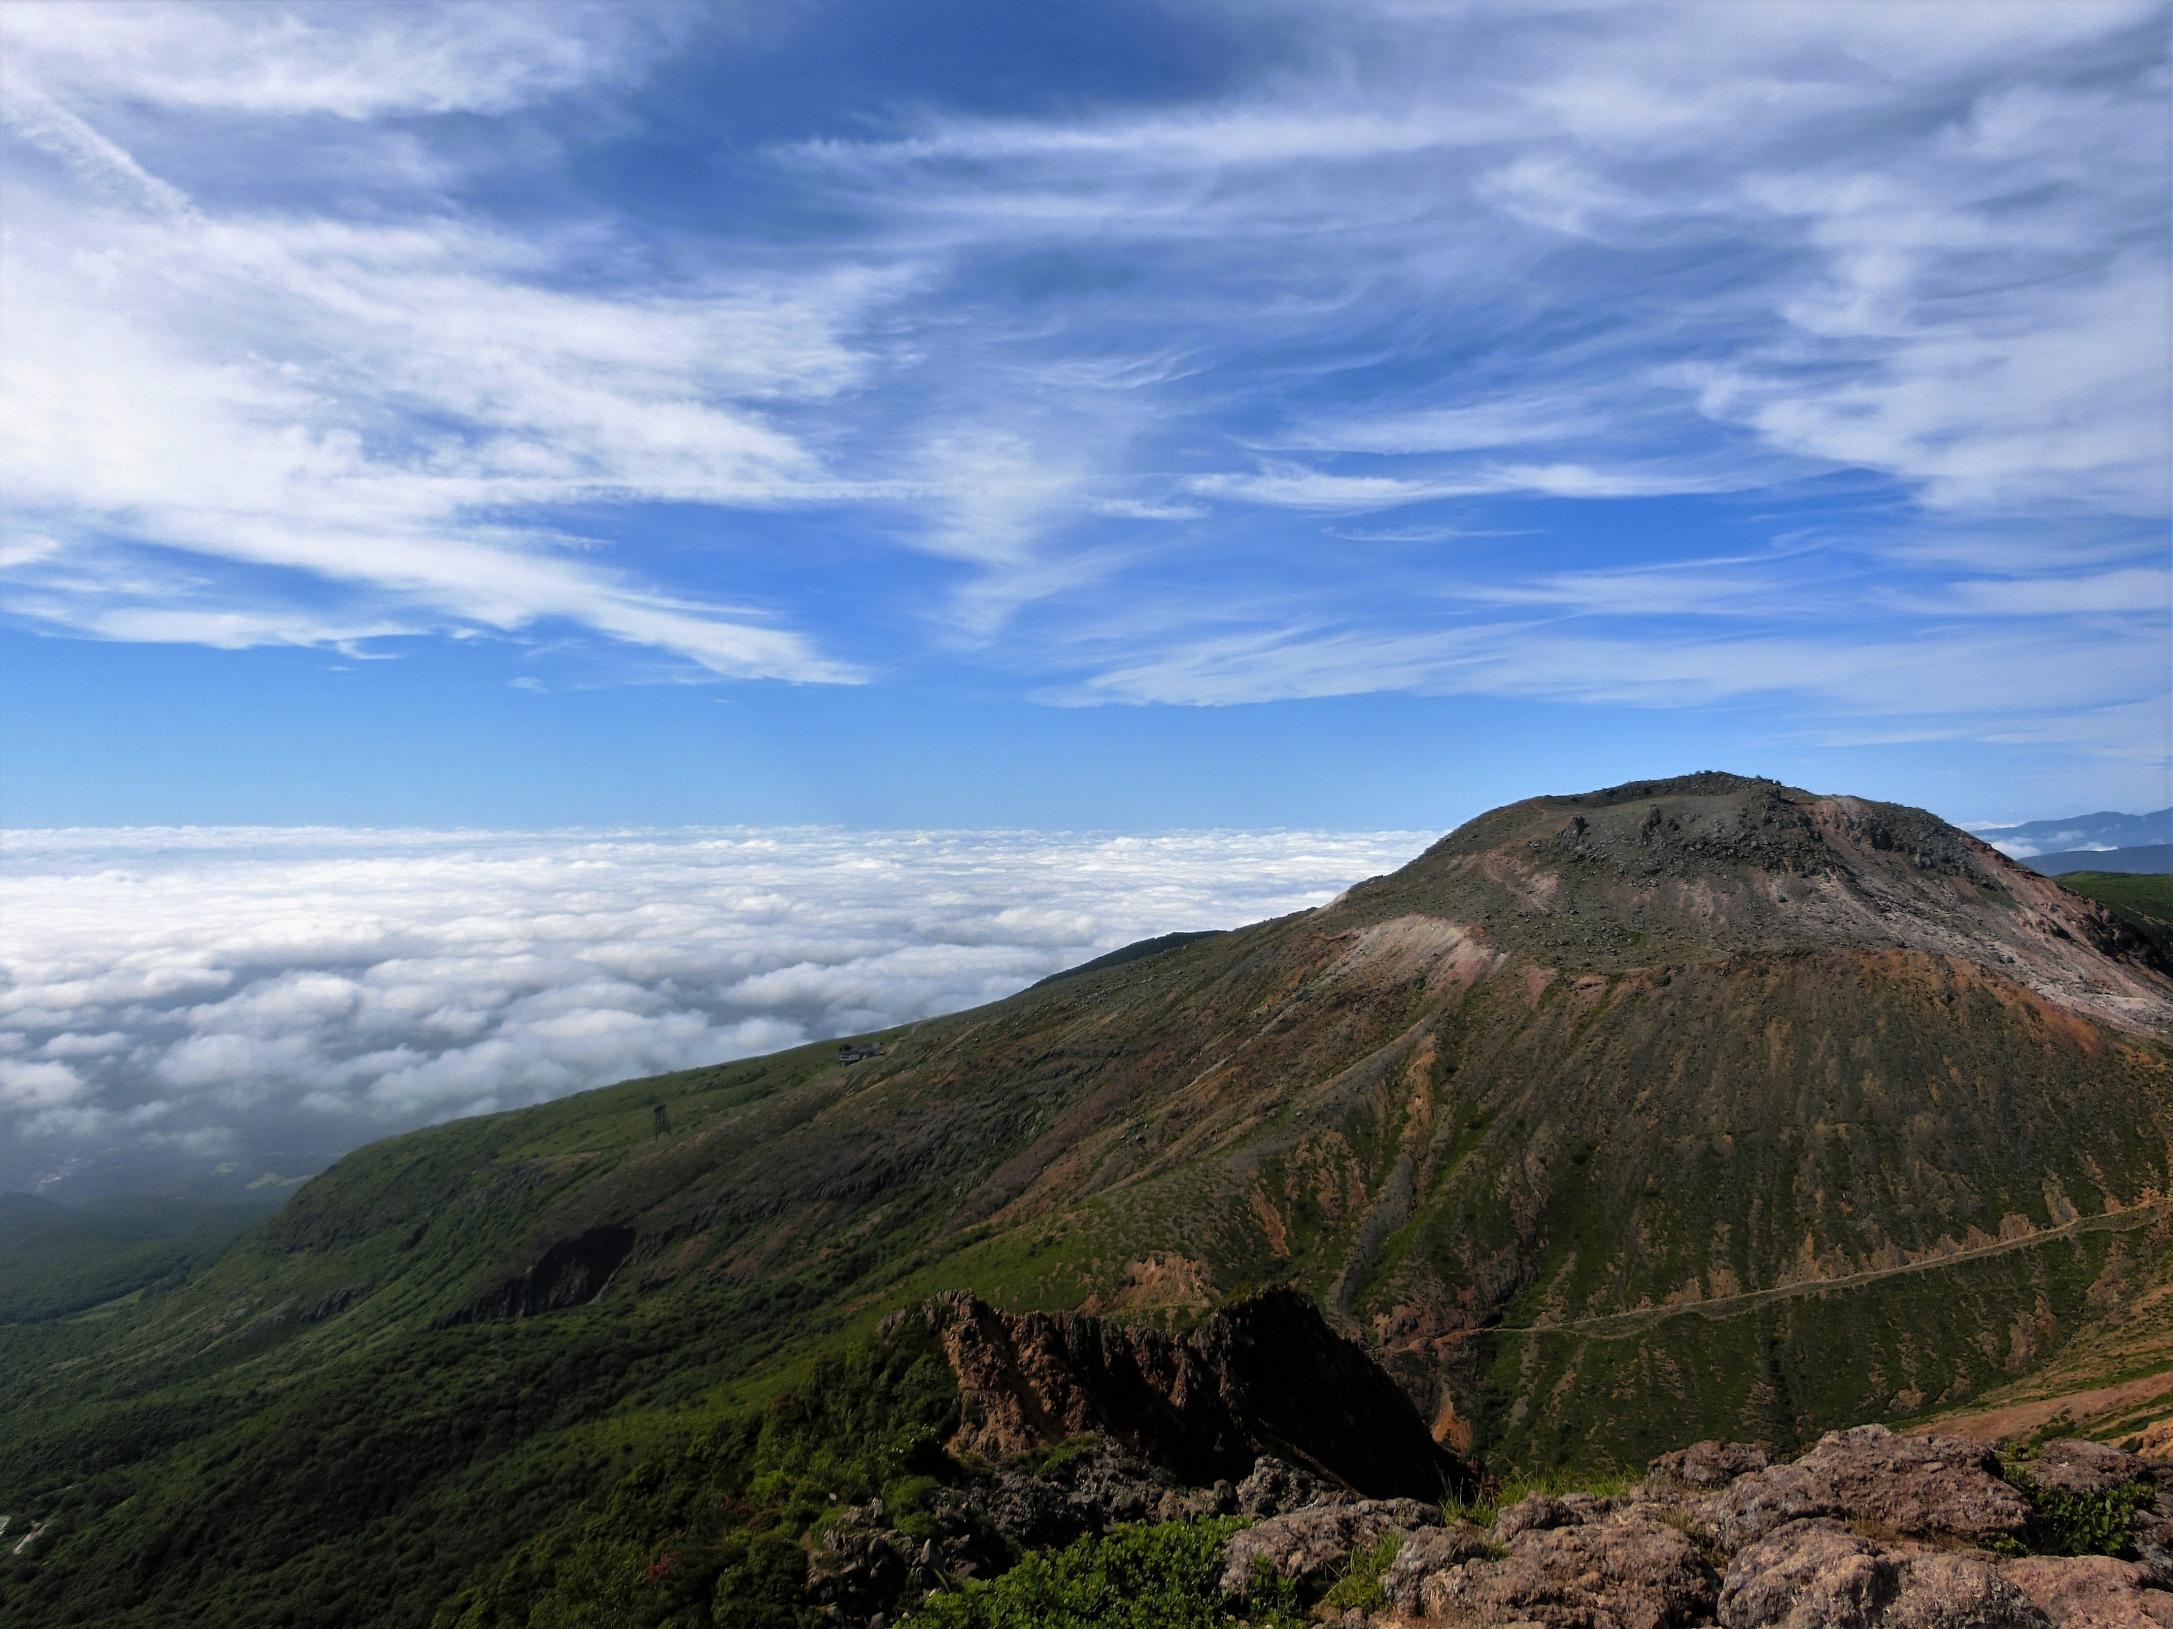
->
[0,2,873,681]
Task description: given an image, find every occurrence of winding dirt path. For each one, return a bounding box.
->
[1477,1198,2172,1342]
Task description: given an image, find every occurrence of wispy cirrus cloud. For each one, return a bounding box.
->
[0,0,2165,790]
[0,1,879,681]
[0,160,877,678]
[1055,610,2167,723]
[0,0,688,119]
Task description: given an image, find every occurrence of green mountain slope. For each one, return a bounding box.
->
[4,774,2169,1627]
[2059,870,2173,962]
[0,1193,277,1325]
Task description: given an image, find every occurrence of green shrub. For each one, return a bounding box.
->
[2026,1479,2152,1558]
[2001,1457,2153,1558]
[896,1519,1302,1629]
[1014,1434,1103,1478]
[442,1319,966,1627]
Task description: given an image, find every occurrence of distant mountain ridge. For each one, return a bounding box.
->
[2027,842,2173,877]
[1979,805,2173,859]
[4,771,2169,1627]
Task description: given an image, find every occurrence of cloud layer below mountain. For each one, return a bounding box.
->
[0,825,1425,1193]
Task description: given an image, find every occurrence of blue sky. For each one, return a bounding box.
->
[2,0,2169,830]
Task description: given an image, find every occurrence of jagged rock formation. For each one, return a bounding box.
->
[907,1288,1467,1499]
[1218,1497,1444,1597]
[1700,1425,2031,1549]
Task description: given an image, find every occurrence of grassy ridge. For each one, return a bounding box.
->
[2060,871,2173,960]
[0,1193,275,1325]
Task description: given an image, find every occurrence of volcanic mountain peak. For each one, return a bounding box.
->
[1337,771,2172,1032]
[8,773,2173,1629]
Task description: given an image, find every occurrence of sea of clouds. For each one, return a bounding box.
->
[0,826,1429,1194]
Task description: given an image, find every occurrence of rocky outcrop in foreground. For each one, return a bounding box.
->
[1241,1424,2173,1629]
[820,1421,2171,1627]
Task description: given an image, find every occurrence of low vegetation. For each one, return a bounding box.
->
[898,1520,1300,1629]
[1319,1530,1404,1614]
[443,1320,963,1627]
[0,1193,273,1324]
[2000,1451,2157,1559]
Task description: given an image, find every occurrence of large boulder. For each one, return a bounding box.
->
[1999,1554,2173,1628]
[1219,1497,1438,1597]
[1718,1519,2047,1628]
[1414,1509,1718,1628]
[1704,1425,2031,1549]
[1378,1523,1494,1618]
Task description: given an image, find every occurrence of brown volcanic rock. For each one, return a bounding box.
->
[1379,1523,1496,1617]
[1999,1554,2173,1627]
[908,1287,1466,1499]
[1412,1508,1719,1628]
[1494,1491,1622,1540]
[1218,1498,1439,1597]
[1646,1440,1775,1495]
[1237,1454,1348,1516]
[1716,1518,2047,1628]
[1347,772,2173,1029]
[1702,1425,2031,1550]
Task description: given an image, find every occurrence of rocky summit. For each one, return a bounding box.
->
[2,774,2169,1627]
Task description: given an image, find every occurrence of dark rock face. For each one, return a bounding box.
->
[440,1223,635,1325]
[908,1287,1469,1501]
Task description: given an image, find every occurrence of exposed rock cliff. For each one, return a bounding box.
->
[907,1287,1468,1500]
